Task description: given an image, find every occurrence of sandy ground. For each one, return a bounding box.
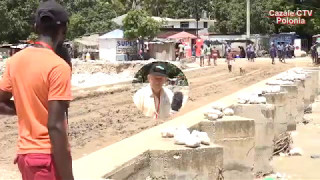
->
[0,57,315,180]
[267,97,320,180]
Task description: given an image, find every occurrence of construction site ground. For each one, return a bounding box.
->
[0,57,315,179]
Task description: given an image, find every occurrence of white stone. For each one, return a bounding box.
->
[238,99,247,104]
[208,114,219,121]
[223,108,234,116]
[174,134,188,145]
[257,96,267,104]
[185,135,201,148]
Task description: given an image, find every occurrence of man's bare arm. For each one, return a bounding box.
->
[0,90,16,115]
[48,100,73,180]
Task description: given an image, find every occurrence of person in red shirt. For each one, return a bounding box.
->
[0,1,73,180]
[226,49,235,72]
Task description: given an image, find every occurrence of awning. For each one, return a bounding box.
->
[167,31,197,39]
[74,34,99,47]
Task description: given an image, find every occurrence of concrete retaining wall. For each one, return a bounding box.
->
[149,146,223,180]
[295,80,305,124]
[196,116,255,180]
[304,68,320,95]
[303,75,313,110]
[232,104,275,174]
[280,85,299,131]
[105,142,224,180]
[263,92,288,138]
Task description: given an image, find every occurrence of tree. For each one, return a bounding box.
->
[64,0,120,40]
[0,0,39,43]
[123,10,161,40]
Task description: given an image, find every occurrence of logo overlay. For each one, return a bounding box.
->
[269,10,313,25]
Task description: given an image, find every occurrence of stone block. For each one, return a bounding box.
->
[303,76,313,108]
[304,70,319,101]
[149,146,224,180]
[232,104,274,145]
[254,146,273,174]
[280,85,298,131]
[106,152,150,180]
[198,116,255,180]
[215,138,255,180]
[263,92,288,137]
[232,104,275,174]
[294,80,305,124]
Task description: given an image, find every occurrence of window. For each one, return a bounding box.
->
[204,22,208,28]
[180,22,189,28]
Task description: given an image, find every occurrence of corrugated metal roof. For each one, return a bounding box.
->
[99,29,124,39]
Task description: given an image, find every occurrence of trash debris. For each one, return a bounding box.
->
[161,127,175,138]
[255,171,273,179]
[304,104,312,114]
[273,132,293,156]
[311,155,320,159]
[301,115,312,125]
[289,147,303,156]
[216,166,225,180]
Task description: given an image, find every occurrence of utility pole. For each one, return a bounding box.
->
[195,2,199,37]
[246,0,250,39]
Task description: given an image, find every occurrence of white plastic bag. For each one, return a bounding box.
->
[223,108,234,116]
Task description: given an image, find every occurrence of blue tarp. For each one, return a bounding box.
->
[99,29,124,39]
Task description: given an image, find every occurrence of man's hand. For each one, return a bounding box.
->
[48,100,74,180]
[0,90,16,115]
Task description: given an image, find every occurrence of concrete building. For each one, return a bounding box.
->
[112,14,215,33]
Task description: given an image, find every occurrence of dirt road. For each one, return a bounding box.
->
[0,58,314,179]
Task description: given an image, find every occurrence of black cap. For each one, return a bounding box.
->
[35,0,69,26]
[149,64,167,77]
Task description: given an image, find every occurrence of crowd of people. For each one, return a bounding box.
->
[269,42,296,64]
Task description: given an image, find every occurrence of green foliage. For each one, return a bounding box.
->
[123,10,161,40]
[0,0,122,43]
[1,0,320,43]
[64,0,120,40]
[27,32,38,42]
[0,0,39,43]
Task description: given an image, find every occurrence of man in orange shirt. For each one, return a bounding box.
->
[0,1,73,180]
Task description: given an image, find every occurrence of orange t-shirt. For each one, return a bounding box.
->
[0,47,72,154]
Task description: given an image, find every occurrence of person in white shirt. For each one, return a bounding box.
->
[133,64,174,119]
[178,43,185,61]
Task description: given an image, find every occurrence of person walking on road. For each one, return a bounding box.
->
[178,43,185,61]
[0,1,74,180]
[206,45,212,66]
[226,49,234,72]
[211,46,219,66]
[277,42,285,63]
[311,43,317,64]
[249,43,255,62]
[270,43,277,65]
[247,43,255,62]
[200,45,205,67]
[239,46,246,58]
